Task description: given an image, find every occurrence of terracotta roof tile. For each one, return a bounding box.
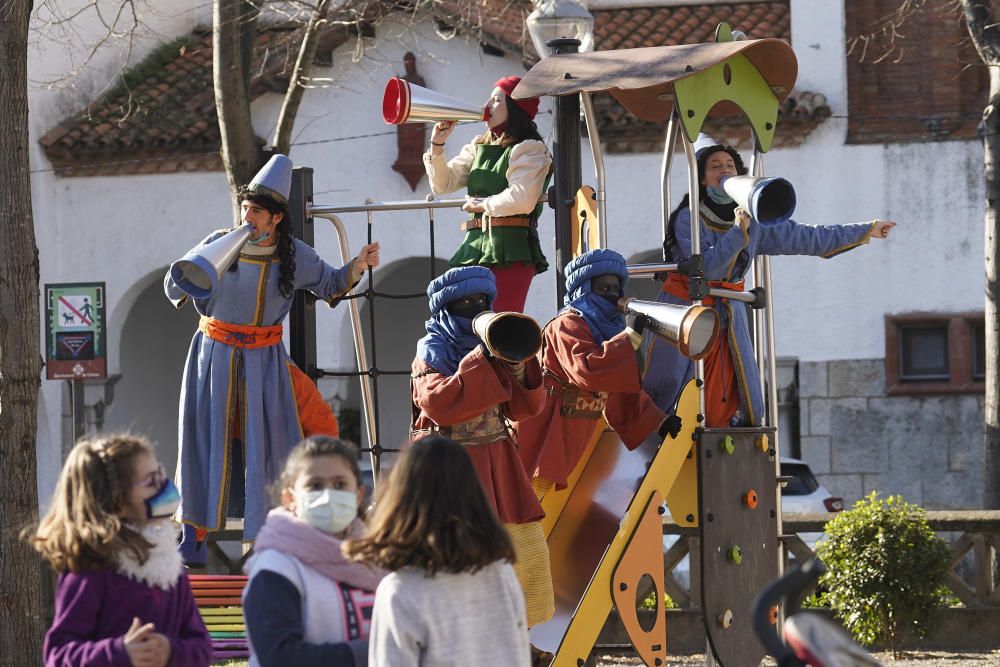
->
[593,2,790,51]
[40,1,793,175]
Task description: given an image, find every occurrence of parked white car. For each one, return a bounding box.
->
[664,457,842,589]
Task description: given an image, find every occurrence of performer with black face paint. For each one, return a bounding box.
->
[409,267,554,630]
[517,249,682,500]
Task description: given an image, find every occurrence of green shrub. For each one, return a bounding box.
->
[815,492,950,657]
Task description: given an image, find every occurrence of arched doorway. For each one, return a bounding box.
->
[103,270,198,476]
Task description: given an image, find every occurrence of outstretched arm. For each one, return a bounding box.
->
[295,241,380,306]
[756,215,896,258]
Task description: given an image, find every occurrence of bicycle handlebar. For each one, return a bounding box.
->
[750,558,826,666]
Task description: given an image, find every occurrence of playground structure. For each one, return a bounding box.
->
[286,21,799,667]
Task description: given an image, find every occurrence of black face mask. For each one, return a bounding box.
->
[597,293,619,307]
[447,294,491,320]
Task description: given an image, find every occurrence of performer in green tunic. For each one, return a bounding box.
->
[423,76,550,312]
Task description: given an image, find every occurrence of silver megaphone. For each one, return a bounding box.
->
[169,224,253,299]
[382,77,488,125]
[621,298,719,361]
[722,175,796,225]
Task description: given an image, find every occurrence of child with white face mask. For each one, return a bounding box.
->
[243,437,385,667]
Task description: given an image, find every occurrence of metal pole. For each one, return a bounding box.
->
[661,113,679,253]
[308,211,381,484]
[289,167,317,376]
[749,151,781,451]
[548,37,582,308]
[580,91,606,248]
[750,148,786,616]
[70,379,86,443]
[681,135,706,420]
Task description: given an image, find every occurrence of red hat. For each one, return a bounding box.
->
[494,76,540,119]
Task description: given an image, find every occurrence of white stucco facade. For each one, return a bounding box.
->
[27,0,986,500]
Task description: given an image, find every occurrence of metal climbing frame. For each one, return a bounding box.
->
[287,169,545,488]
[287,166,453,485]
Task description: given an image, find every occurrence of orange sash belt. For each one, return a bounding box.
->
[199,316,283,348]
[662,273,745,305]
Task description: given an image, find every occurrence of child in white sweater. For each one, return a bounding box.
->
[345,435,530,666]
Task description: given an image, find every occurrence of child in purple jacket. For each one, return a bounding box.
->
[31,434,211,667]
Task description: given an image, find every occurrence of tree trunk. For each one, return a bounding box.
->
[983,66,1000,509]
[271,0,335,155]
[214,0,263,223]
[962,0,1000,509]
[0,0,49,659]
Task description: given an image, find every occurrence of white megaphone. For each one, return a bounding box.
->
[722,175,796,225]
[169,224,253,299]
[382,77,488,125]
[621,298,720,361]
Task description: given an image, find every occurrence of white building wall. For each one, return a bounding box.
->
[28,0,987,499]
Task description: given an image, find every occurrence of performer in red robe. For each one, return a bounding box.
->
[517,249,682,496]
[410,266,553,628]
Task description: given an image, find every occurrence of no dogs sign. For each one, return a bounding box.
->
[44,282,107,380]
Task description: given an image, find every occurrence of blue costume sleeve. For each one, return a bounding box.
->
[755,219,874,258]
[163,230,228,308]
[244,571,362,667]
[292,240,358,305]
[673,208,751,280]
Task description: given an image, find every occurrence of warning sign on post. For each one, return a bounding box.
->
[45,283,107,380]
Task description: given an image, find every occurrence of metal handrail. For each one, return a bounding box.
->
[312,212,382,481]
[311,198,466,215]
[580,91,608,248]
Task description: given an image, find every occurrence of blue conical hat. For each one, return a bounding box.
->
[248,154,293,204]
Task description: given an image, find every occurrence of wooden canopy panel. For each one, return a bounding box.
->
[513,39,797,123]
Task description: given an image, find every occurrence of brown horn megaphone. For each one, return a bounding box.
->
[382,77,488,125]
[169,224,253,300]
[472,311,542,363]
[621,298,719,361]
[721,175,796,225]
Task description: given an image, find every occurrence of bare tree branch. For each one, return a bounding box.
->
[962,0,1000,64]
[271,0,337,154]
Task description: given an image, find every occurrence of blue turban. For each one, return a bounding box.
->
[563,249,629,345]
[417,267,497,375]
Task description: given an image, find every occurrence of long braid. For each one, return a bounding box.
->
[276,216,296,299]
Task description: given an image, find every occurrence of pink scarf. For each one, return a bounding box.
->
[253,507,385,592]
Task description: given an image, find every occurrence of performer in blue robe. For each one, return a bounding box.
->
[643,134,896,426]
[165,155,380,562]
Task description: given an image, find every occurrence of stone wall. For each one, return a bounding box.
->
[797,359,985,509]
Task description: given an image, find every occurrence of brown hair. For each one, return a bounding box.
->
[278,436,366,519]
[343,435,514,575]
[30,434,155,572]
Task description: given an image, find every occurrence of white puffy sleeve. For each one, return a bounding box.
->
[423,141,479,195]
